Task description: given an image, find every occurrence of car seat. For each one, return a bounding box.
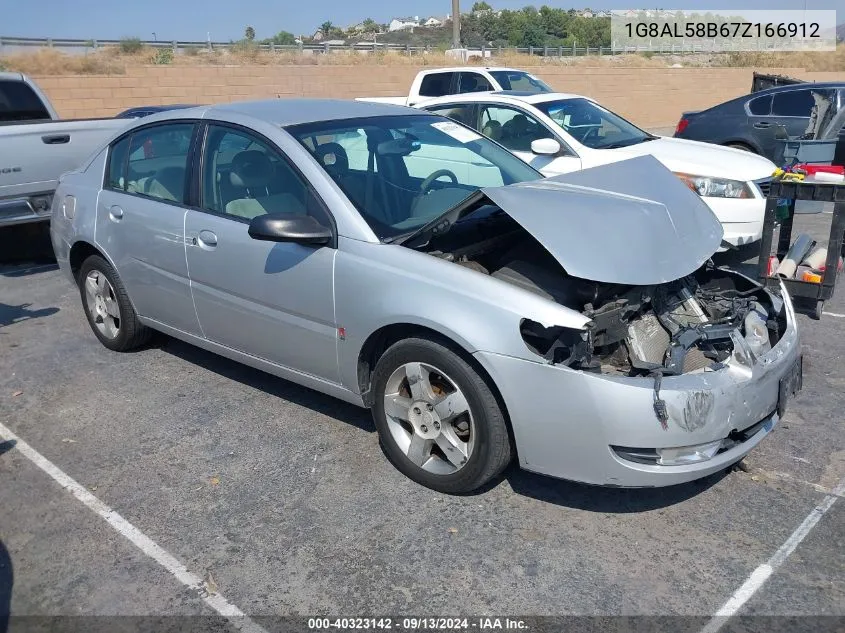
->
[225,150,304,219]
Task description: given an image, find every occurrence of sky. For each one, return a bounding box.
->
[3,0,841,42]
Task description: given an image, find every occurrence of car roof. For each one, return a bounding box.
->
[204,98,421,126]
[750,81,845,97]
[419,91,588,107]
[419,67,526,74]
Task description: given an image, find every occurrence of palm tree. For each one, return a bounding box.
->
[244,25,256,41]
[320,21,334,36]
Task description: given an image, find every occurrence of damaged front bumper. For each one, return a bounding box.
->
[475,282,801,488]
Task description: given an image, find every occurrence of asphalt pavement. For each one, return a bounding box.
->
[0,217,842,629]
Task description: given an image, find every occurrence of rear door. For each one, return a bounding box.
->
[96,121,201,335]
[770,88,816,138]
[184,123,339,382]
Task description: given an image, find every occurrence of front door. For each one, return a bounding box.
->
[477,103,582,175]
[184,123,339,383]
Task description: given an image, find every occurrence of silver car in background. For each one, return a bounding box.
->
[50,99,802,493]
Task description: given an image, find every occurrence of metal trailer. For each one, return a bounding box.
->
[757,179,845,319]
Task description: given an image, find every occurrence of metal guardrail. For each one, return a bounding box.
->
[2,35,789,57]
[0,35,702,58]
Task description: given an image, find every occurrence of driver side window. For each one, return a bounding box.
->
[201,125,327,224]
[479,105,553,153]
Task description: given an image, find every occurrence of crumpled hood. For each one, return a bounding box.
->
[605,136,776,182]
[481,155,724,285]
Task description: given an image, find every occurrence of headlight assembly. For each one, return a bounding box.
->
[675,173,752,199]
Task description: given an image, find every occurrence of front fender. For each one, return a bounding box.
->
[334,237,587,392]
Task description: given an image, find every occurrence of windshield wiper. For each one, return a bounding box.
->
[598,135,658,150]
[386,190,486,246]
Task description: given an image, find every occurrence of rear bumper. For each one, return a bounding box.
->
[0,195,53,227]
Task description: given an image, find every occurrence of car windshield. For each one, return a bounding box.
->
[535,98,654,149]
[288,114,541,240]
[488,71,552,93]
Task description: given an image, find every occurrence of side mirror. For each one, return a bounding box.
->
[248,214,332,246]
[531,138,561,156]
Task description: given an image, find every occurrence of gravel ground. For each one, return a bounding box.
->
[0,215,842,630]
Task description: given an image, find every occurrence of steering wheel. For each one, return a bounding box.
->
[581,126,601,145]
[420,169,458,195]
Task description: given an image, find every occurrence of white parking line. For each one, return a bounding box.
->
[822,312,845,318]
[700,474,845,633]
[0,422,267,633]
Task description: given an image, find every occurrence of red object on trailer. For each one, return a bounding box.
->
[674,118,689,135]
[792,164,845,177]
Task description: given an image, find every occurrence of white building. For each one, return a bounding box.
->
[388,17,420,32]
[424,17,443,27]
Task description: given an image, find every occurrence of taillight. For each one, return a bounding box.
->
[675,118,689,136]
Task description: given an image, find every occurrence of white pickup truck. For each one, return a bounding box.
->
[358,67,554,107]
[0,72,129,227]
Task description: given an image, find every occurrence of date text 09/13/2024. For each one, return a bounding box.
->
[308,618,528,630]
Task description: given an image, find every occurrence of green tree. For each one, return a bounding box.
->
[267,30,296,45]
[471,1,492,12]
[320,21,334,36]
[244,25,256,41]
[362,18,380,33]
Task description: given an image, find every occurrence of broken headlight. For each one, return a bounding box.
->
[675,173,752,199]
[520,319,593,367]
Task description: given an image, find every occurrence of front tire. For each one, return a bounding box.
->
[78,254,151,351]
[371,336,512,493]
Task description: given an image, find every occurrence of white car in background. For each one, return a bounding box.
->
[417,91,778,248]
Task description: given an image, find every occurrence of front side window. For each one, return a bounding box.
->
[424,104,476,127]
[418,72,456,98]
[478,104,554,152]
[201,124,326,223]
[536,98,653,150]
[457,72,493,94]
[105,123,194,204]
[288,114,540,240]
[488,71,552,93]
[772,90,815,117]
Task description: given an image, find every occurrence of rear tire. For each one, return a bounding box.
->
[371,336,512,494]
[78,255,151,351]
[726,143,755,153]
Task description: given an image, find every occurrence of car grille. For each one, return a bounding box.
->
[754,178,772,198]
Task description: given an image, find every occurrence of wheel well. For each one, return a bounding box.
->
[69,241,103,281]
[723,141,757,153]
[357,323,516,452]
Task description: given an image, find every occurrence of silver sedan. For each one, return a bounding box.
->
[50,99,801,493]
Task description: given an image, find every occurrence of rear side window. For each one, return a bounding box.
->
[419,72,456,98]
[0,80,51,122]
[772,90,814,117]
[105,123,195,205]
[457,72,493,94]
[748,95,772,116]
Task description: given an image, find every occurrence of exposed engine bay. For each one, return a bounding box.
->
[417,206,786,377]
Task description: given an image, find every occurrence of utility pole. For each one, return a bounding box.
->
[452,0,461,48]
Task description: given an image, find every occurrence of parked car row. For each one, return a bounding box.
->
[48,96,802,493]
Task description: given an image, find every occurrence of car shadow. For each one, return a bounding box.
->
[501,465,729,512]
[0,303,59,328]
[160,338,375,433]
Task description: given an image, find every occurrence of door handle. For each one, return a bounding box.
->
[753,122,771,129]
[197,230,218,249]
[108,205,124,222]
[42,134,71,144]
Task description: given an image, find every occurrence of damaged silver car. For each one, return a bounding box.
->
[50,101,802,493]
